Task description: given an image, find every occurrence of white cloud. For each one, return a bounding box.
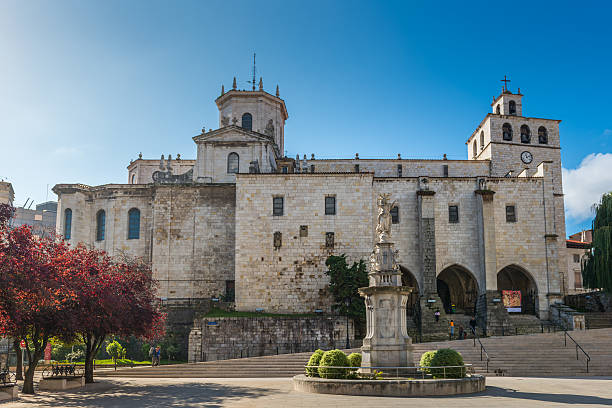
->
[563,153,612,222]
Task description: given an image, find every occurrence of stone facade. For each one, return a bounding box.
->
[0,182,14,206]
[53,81,570,344]
[188,316,354,362]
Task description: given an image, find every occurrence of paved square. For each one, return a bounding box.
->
[5,377,612,407]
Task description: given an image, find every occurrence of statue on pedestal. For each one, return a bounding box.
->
[359,194,414,372]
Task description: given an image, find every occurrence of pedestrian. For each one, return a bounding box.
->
[469,316,477,336]
[458,324,465,340]
[449,320,455,339]
[434,310,440,322]
[155,346,161,366]
[149,346,155,367]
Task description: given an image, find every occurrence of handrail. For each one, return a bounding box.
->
[472,330,490,373]
[564,330,591,373]
[304,364,474,379]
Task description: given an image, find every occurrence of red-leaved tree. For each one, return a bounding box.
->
[0,217,77,394]
[64,245,165,383]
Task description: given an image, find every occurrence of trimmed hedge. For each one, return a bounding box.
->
[318,349,350,379]
[347,352,362,368]
[306,349,325,377]
[420,348,465,378]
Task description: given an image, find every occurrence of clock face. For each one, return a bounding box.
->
[521,151,533,164]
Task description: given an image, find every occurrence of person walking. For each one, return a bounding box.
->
[154,346,161,367]
[434,310,440,322]
[469,316,477,336]
[149,346,155,367]
[458,324,465,340]
[449,320,455,339]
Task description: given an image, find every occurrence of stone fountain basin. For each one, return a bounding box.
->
[292,374,485,397]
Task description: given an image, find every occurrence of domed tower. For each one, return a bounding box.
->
[215,77,288,154]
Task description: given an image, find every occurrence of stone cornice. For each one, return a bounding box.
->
[215,89,288,119]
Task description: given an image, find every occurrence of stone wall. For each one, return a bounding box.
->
[0,181,14,205]
[235,173,375,313]
[152,184,235,299]
[188,315,354,362]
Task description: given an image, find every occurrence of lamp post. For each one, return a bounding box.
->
[344,297,351,349]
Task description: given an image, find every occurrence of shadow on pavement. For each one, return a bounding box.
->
[14,381,275,407]
[485,386,612,405]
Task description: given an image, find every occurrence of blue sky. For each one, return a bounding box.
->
[1,0,610,236]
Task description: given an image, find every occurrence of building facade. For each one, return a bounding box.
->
[53,79,568,335]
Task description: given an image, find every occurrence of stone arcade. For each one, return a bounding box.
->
[53,77,568,357]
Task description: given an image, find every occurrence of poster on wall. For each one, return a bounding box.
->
[502,290,522,313]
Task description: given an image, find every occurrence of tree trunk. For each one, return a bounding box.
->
[12,340,23,381]
[83,333,104,384]
[21,351,41,395]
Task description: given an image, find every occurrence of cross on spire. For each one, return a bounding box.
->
[501,75,511,92]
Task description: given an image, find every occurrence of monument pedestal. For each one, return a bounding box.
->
[359,286,413,372]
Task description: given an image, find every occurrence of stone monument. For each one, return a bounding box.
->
[359,193,414,371]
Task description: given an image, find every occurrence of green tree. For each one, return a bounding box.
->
[325,255,368,329]
[582,192,612,291]
[106,340,125,370]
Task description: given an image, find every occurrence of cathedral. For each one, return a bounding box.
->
[53,77,567,339]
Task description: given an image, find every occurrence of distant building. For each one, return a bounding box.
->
[0,182,14,206]
[12,201,58,238]
[566,230,591,292]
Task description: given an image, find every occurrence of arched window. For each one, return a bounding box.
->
[538,126,548,144]
[509,100,516,115]
[502,123,513,141]
[496,105,500,114]
[241,113,252,131]
[128,208,140,240]
[131,174,135,184]
[480,131,484,150]
[96,210,105,241]
[472,140,477,158]
[64,209,72,240]
[227,152,239,174]
[520,125,531,143]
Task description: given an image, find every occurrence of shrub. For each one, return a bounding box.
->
[347,352,362,368]
[430,348,465,378]
[306,349,325,377]
[318,349,349,379]
[419,350,436,375]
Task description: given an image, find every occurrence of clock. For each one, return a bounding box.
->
[521,151,533,164]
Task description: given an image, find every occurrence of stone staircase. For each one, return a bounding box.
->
[585,312,612,329]
[507,314,544,335]
[95,328,612,378]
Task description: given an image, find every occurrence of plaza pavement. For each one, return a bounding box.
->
[3,376,612,407]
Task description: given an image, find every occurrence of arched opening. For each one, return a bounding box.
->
[496,105,500,114]
[472,140,477,158]
[480,131,484,150]
[502,123,512,141]
[520,125,531,143]
[227,152,239,174]
[538,126,548,144]
[509,100,516,115]
[400,266,419,317]
[437,265,478,315]
[497,265,538,315]
[241,113,252,131]
[96,210,105,241]
[128,208,140,240]
[64,209,72,240]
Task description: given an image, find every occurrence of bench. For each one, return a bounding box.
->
[39,364,85,391]
[0,369,17,401]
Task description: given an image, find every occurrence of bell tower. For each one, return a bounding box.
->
[215,77,288,154]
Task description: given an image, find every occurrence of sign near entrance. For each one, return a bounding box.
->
[502,290,522,313]
[20,340,26,349]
